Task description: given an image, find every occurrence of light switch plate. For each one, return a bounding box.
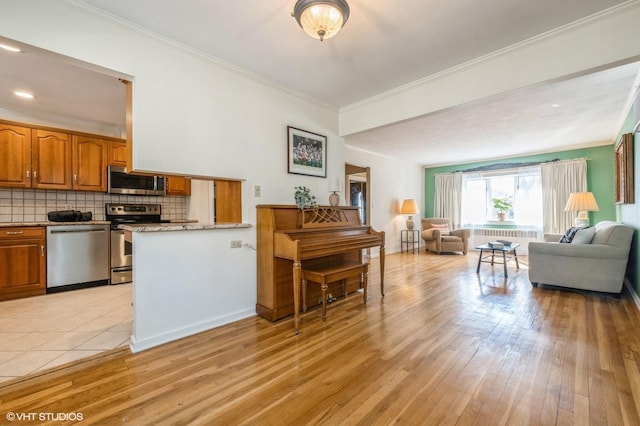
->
[254,185,261,197]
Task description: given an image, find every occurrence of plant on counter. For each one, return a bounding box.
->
[294,186,318,209]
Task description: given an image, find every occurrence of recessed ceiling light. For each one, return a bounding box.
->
[551,104,560,108]
[14,91,34,99]
[0,43,22,53]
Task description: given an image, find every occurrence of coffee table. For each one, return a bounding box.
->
[475,243,520,277]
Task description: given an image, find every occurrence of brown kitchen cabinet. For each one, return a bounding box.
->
[0,123,32,189]
[0,126,74,190]
[107,139,127,166]
[214,179,241,223]
[166,176,191,196]
[72,135,108,191]
[0,227,46,301]
[32,129,73,190]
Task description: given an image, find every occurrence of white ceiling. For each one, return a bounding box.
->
[1,0,638,166]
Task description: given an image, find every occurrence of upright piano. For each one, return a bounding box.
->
[256,205,385,322]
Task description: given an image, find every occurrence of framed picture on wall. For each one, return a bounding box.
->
[287,126,327,178]
[615,133,634,204]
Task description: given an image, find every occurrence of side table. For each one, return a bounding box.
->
[401,229,420,253]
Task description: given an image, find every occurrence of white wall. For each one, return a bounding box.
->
[345,146,424,254]
[131,228,255,352]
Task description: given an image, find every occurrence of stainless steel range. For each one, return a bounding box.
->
[105,203,165,284]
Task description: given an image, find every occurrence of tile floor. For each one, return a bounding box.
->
[0,284,132,383]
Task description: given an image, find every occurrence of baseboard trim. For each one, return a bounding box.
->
[624,278,640,312]
[129,308,256,353]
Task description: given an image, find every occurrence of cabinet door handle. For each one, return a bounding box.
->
[73,174,77,183]
[26,170,30,179]
[33,170,38,181]
[6,231,24,235]
[41,245,45,257]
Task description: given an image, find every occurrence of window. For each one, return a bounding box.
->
[461,167,542,226]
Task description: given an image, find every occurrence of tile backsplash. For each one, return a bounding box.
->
[0,188,187,223]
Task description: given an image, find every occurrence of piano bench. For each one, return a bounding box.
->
[301,262,368,321]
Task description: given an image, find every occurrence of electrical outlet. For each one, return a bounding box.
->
[254,185,261,197]
[230,240,242,248]
[64,204,72,210]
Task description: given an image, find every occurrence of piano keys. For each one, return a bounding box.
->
[256,205,385,328]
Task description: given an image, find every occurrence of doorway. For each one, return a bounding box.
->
[345,164,370,226]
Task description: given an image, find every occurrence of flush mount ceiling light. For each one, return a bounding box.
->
[292,0,350,42]
[14,91,34,99]
[0,43,22,53]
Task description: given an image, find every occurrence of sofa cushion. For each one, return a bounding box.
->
[431,223,450,235]
[571,226,595,244]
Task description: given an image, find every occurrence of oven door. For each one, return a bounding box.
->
[110,229,133,284]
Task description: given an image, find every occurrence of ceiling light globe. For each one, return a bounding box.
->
[293,0,350,41]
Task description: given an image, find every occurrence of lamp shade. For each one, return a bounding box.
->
[400,199,419,215]
[293,0,350,41]
[564,192,599,212]
[328,177,341,192]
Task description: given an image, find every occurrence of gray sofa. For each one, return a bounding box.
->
[528,221,634,294]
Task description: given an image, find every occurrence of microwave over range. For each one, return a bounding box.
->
[107,165,167,196]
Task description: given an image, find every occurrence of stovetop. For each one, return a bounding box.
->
[105,203,164,226]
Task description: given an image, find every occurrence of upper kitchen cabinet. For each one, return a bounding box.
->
[215,179,241,223]
[0,123,32,189]
[0,124,74,190]
[32,129,73,190]
[166,176,191,196]
[73,135,108,192]
[107,140,127,166]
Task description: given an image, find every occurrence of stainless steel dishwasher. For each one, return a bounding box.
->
[46,224,110,290]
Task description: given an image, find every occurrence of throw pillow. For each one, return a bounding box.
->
[431,223,450,235]
[559,226,588,243]
[571,226,595,244]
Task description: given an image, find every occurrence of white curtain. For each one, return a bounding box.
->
[541,159,587,234]
[434,172,463,228]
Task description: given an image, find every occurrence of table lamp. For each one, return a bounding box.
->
[400,199,419,229]
[328,178,341,206]
[564,192,599,227]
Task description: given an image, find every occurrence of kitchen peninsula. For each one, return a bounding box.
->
[122,221,255,353]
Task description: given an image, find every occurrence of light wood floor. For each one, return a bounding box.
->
[2,251,640,425]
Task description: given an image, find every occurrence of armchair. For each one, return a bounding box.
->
[421,218,470,255]
[528,221,633,294]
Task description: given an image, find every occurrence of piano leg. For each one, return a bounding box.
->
[321,283,328,321]
[302,278,308,313]
[362,270,368,304]
[380,245,385,296]
[293,261,302,334]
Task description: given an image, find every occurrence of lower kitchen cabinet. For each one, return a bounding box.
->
[0,227,46,301]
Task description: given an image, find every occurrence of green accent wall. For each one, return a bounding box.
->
[616,105,639,295]
[423,145,616,224]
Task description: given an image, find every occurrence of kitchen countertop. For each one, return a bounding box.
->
[118,222,251,232]
[0,221,111,227]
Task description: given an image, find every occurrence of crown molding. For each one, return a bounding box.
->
[66,0,338,113]
[341,0,640,113]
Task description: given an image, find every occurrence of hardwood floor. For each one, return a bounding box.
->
[2,251,640,425]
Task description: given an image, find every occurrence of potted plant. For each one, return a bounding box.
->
[294,186,318,209]
[492,197,512,221]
